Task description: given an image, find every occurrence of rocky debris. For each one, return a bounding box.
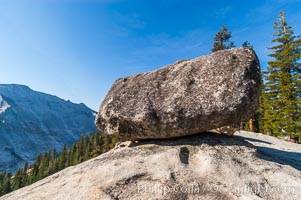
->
[96,48,261,140]
[211,124,241,136]
[2,131,301,200]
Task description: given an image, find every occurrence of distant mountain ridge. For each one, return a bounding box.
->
[0,84,96,172]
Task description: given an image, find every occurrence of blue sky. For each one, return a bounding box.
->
[0,0,300,110]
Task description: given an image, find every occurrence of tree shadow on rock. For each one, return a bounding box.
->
[255,146,301,171]
[235,136,272,145]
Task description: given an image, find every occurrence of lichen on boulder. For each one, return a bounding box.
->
[96,48,261,140]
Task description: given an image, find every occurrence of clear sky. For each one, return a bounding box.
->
[0,0,300,110]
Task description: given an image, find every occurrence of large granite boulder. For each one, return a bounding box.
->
[96,48,261,140]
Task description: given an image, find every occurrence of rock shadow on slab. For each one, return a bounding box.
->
[129,132,301,172]
[129,132,255,148]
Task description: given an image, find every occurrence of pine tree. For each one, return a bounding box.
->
[212,25,235,52]
[2,178,11,194]
[23,161,29,174]
[262,11,301,140]
[58,145,68,170]
[0,132,120,197]
[12,169,23,190]
[255,76,265,133]
[242,41,253,49]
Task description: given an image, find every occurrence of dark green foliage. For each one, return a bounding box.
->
[0,172,12,196]
[242,41,253,49]
[212,25,235,52]
[0,132,119,197]
[261,11,301,139]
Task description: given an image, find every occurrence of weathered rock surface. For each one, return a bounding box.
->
[2,131,301,200]
[96,48,261,140]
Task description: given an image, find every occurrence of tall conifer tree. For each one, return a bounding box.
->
[262,11,301,140]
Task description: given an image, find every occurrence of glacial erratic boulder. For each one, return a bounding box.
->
[96,48,261,140]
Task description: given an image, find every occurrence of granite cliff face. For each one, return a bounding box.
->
[96,48,261,140]
[0,84,96,172]
[2,132,300,200]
